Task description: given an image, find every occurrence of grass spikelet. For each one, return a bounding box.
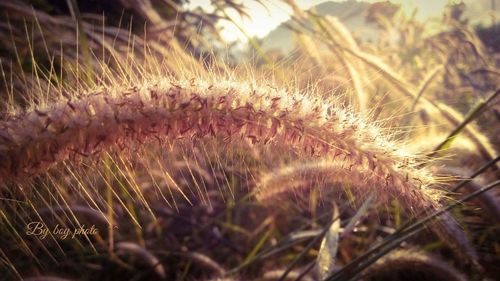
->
[310,27,497,166]
[439,166,500,220]
[363,249,467,281]
[294,33,328,73]
[1,1,497,280]
[0,74,448,237]
[255,158,438,214]
[318,16,369,112]
[342,48,498,166]
[3,70,475,257]
[0,75,433,214]
[255,158,478,264]
[0,71,481,270]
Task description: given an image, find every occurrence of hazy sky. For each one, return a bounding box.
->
[186,0,326,41]
[186,0,496,42]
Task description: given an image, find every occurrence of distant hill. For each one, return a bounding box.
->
[260,1,377,53]
[259,0,499,54]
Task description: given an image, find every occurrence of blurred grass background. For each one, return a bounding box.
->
[0,1,499,280]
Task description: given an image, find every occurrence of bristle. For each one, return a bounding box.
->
[255,158,478,265]
[0,76,433,213]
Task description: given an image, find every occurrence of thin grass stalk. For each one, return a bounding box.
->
[325,179,500,281]
[310,15,369,113]
[410,65,444,112]
[429,88,500,158]
[367,156,499,259]
[278,210,341,281]
[439,166,500,220]
[450,155,500,193]
[341,47,498,167]
[256,159,477,265]
[300,17,497,165]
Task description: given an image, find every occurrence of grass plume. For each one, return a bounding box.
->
[1,75,439,217]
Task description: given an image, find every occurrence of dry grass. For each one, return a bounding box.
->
[0,1,499,281]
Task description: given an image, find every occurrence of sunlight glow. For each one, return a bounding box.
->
[186,0,326,42]
[186,0,495,43]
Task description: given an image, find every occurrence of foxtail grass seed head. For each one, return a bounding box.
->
[0,75,477,264]
[1,76,437,212]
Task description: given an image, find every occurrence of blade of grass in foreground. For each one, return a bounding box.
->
[278,193,375,280]
[324,179,500,281]
[335,155,500,276]
[429,88,500,158]
[399,155,500,235]
[224,203,351,276]
[296,203,340,281]
[450,155,500,193]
